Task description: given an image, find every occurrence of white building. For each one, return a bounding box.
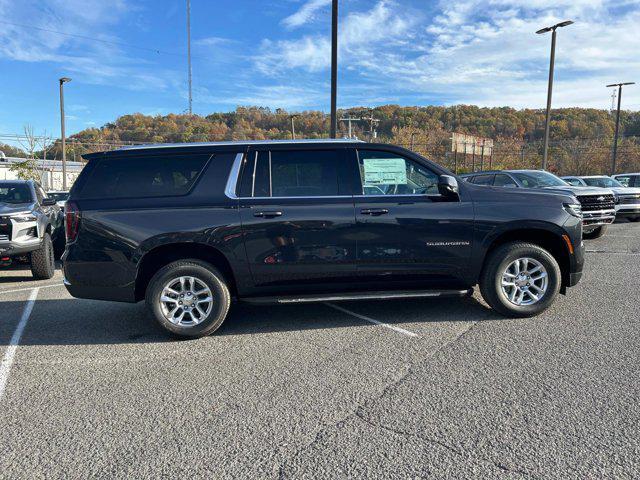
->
[0,151,84,191]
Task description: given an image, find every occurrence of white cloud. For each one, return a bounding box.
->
[282,0,332,29]
[253,0,640,109]
[0,0,181,92]
[257,1,418,74]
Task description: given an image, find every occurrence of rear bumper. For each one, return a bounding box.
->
[63,276,136,303]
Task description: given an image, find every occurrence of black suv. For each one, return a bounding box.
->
[63,141,584,337]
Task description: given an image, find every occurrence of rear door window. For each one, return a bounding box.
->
[78,154,211,199]
[240,149,346,197]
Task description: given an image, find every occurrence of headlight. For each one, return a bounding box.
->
[563,203,582,219]
[10,213,37,222]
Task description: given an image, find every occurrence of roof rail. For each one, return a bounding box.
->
[117,138,365,151]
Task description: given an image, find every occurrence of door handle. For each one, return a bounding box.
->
[360,208,389,216]
[253,211,283,218]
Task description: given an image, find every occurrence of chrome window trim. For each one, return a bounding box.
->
[250,151,258,197]
[354,193,441,198]
[224,153,244,200]
[245,195,352,200]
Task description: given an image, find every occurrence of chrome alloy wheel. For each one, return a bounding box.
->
[159,276,213,326]
[500,257,548,306]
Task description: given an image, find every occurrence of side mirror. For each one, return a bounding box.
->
[438,175,459,199]
[42,198,57,206]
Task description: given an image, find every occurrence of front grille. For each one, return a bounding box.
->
[618,194,640,205]
[577,194,615,211]
[0,216,11,241]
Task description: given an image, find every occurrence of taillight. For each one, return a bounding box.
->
[65,201,81,242]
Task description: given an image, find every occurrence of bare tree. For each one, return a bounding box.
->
[9,125,40,180]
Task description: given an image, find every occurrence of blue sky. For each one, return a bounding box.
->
[1,0,639,141]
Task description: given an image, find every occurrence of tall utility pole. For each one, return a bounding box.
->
[329,0,338,138]
[361,114,379,141]
[59,77,71,191]
[339,116,361,138]
[536,20,573,170]
[607,82,635,175]
[187,0,193,114]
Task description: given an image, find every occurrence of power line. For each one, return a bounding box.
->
[1,21,192,58]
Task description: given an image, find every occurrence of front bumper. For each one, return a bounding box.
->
[0,238,42,256]
[615,204,640,217]
[569,271,583,287]
[582,209,616,229]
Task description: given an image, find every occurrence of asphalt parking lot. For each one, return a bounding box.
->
[1,222,639,479]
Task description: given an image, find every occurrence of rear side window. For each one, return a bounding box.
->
[493,174,518,187]
[240,149,344,197]
[471,174,494,186]
[78,154,210,199]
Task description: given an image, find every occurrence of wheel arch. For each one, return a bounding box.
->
[135,243,238,302]
[483,227,572,293]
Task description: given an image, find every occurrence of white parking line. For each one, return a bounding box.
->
[325,302,418,338]
[0,283,63,295]
[0,287,39,400]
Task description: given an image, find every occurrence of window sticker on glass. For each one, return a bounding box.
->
[363,158,407,186]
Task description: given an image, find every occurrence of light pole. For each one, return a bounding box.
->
[607,82,635,175]
[186,0,192,114]
[537,20,573,170]
[329,0,338,138]
[59,77,71,191]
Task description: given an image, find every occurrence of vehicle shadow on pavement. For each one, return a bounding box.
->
[0,295,502,345]
[0,263,63,283]
[218,296,503,336]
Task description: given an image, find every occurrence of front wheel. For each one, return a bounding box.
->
[479,242,561,318]
[145,260,231,338]
[583,225,607,240]
[30,233,56,280]
[627,216,640,223]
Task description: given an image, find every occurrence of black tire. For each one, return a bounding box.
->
[479,242,561,318]
[583,225,607,240]
[145,260,231,338]
[30,233,56,280]
[628,217,640,223]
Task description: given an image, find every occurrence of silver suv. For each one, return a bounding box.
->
[0,180,63,279]
[562,175,640,223]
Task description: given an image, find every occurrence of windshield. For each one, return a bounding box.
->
[48,192,69,202]
[0,184,33,204]
[582,177,622,188]
[511,171,568,188]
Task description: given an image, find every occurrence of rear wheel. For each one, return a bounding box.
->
[145,260,231,338]
[30,233,55,280]
[583,225,607,239]
[480,242,561,318]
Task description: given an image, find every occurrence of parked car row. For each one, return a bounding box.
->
[561,175,640,222]
[2,141,635,339]
[460,169,640,238]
